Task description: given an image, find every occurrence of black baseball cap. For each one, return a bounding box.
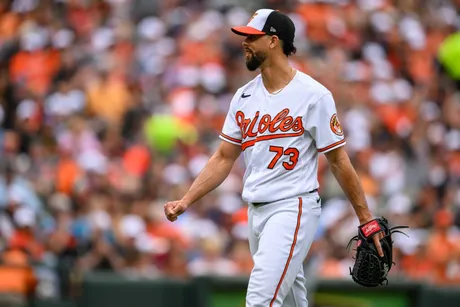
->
[231,9,295,44]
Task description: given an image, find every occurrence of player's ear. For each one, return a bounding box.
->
[269,35,279,49]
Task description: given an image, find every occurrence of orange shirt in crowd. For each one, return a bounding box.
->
[358,171,380,197]
[9,49,61,96]
[375,103,417,135]
[426,231,458,284]
[56,158,81,195]
[231,207,248,225]
[147,222,190,250]
[86,76,132,125]
[123,145,151,177]
[318,259,344,279]
[296,3,334,44]
[402,253,435,281]
[177,38,223,66]
[407,49,434,83]
[0,250,37,295]
[9,230,44,261]
[0,11,20,40]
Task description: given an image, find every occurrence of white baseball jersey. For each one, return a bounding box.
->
[220,70,346,204]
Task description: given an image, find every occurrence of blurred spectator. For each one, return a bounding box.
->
[0,249,37,307]
[425,209,460,285]
[0,0,459,301]
[188,236,239,277]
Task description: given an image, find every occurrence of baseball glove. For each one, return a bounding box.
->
[346,217,408,287]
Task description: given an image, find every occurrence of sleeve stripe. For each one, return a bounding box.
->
[317,139,346,153]
[220,133,242,145]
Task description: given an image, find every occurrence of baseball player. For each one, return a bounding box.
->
[164,9,384,307]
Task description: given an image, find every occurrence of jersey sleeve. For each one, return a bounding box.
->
[219,92,242,146]
[305,93,346,153]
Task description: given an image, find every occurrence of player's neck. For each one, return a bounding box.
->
[260,58,295,94]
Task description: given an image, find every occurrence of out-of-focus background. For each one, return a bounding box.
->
[0,0,460,306]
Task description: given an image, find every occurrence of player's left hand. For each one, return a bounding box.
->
[359,218,385,257]
[347,217,409,287]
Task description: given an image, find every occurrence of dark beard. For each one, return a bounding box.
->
[246,51,267,71]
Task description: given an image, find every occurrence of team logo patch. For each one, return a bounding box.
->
[249,12,258,22]
[330,113,344,136]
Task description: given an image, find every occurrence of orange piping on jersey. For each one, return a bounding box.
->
[269,197,302,307]
[241,131,304,151]
[317,139,346,152]
[220,133,242,144]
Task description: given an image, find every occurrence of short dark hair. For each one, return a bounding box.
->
[281,40,297,57]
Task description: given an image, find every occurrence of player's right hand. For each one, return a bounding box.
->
[164,200,188,222]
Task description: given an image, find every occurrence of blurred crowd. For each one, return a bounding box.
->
[1,0,460,302]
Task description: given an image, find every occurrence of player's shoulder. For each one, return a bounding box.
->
[293,71,332,98]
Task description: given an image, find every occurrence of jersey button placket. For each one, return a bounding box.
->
[253,145,259,172]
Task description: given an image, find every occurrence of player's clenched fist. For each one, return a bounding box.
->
[164,200,188,222]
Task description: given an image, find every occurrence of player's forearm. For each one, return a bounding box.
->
[327,151,373,224]
[181,153,235,206]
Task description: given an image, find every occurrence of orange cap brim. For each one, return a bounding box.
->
[231,26,265,36]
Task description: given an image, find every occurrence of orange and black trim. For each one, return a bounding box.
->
[317,139,346,153]
[269,197,302,307]
[220,133,242,144]
[231,26,266,36]
[241,131,304,151]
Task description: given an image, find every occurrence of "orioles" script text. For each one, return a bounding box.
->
[236,108,304,140]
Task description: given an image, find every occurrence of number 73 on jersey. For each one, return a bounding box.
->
[267,146,299,170]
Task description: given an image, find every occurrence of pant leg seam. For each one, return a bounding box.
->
[269,197,303,307]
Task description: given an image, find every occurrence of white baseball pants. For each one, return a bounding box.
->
[246,193,321,307]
